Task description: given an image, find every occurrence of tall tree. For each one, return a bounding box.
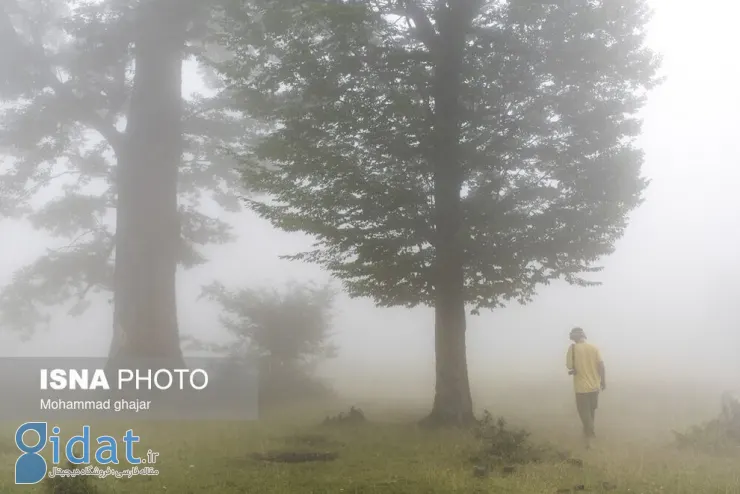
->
[0,0,248,360]
[111,0,190,361]
[218,0,660,425]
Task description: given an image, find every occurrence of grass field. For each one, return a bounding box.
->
[0,379,738,493]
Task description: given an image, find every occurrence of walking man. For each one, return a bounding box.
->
[566,327,605,447]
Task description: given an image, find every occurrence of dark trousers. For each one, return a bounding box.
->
[575,391,599,437]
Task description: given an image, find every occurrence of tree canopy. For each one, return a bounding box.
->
[219,0,660,312]
[198,281,336,363]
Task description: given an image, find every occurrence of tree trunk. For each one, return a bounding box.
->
[109,0,188,366]
[423,3,475,427]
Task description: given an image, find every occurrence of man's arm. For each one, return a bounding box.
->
[598,360,606,390]
[566,345,574,371]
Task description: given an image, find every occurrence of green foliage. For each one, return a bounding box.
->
[473,411,548,465]
[189,281,338,405]
[218,0,661,312]
[323,406,367,426]
[197,281,337,364]
[673,419,740,456]
[0,0,252,334]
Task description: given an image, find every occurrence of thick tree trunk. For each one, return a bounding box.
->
[425,280,474,426]
[109,0,188,366]
[423,3,476,427]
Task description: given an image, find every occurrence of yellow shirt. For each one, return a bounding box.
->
[566,342,603,394]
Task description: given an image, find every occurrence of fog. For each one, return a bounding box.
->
[0,0,738,411]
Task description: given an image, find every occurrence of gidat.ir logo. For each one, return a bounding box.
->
[15,422,48,484]
[15,422,150,484]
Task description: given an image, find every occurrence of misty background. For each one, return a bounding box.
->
[0,0,737,401]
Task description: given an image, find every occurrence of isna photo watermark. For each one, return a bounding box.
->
[15,422,159,485]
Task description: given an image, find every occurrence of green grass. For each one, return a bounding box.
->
[0,383,738,493]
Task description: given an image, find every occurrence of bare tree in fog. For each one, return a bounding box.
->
[217,0,660,425]
[0,0,251,361]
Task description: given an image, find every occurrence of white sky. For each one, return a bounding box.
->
[0,0,738,392]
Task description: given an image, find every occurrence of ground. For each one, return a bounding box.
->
[0,380,737,493]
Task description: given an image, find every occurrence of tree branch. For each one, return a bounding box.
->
[402,0,440,53]
[0,5,125,154]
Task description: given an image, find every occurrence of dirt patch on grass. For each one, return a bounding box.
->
[282,433,343,448]
[252,450,339,463]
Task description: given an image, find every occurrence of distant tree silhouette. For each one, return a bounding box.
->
[0,0,253,361]
[191,281,337,406]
